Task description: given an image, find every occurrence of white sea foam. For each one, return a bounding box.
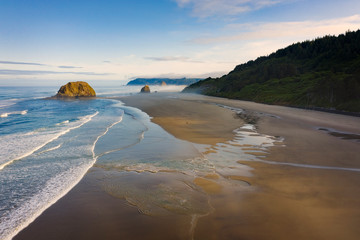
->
[240,124,256,131]
[0,110,28,118]
[97,128,146,158]
[0,112,98,170]
[0,112,123,240]
[56,120,70,125]
[36,144,62,155]
[92,116,123,159]
[0,162,94,240]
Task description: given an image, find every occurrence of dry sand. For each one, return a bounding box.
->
[14,92,360,240]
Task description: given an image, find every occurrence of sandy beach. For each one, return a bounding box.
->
[14,92,360,240]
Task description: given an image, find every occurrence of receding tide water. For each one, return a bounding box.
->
[0,85,283,240]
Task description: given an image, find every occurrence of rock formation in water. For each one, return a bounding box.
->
[161,81,167,86]
[55,81,96,97]
[140,85,151,93]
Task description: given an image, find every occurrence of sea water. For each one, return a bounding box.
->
[0,85,284,240]
[0,85,184,240]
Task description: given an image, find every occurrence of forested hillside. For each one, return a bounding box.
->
[184,30,360,112]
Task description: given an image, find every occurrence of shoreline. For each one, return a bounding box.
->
[120,92,360,239]
[14,92,360,240]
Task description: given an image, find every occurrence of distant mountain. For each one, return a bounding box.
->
[184,30,360,112]
[127,78,202,86]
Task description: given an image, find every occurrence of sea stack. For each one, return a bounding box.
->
[140,85,151,93]
[55,81,96,97]
[161,81,167,86]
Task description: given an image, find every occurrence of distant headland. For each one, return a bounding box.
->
[127,78,201,86]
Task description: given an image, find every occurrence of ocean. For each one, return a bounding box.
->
[0,85,281,240]
[0,85,188,239]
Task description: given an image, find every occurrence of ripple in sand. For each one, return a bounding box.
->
[102,171,211,217]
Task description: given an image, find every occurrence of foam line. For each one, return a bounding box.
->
[2,114,123,240]
[0,112,98,170]
[92,116,123,160]
[0,110,28,118]
[56,120,69,126]
[97,128,147,158]
[36,144,62,155]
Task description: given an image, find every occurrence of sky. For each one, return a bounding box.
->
[1,0,360,86]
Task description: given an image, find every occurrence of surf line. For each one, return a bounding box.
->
[1,114,124,240]
[36,144,62,156]
[97,128,147,158]
[0,110,28,118]
[244,158,360,172]
[0,112,99,171]
[91,115,124,161]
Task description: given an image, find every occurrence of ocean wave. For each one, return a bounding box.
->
[0,162,94,240]
[0,109,124,240]
[55,120,70,125]
[0,110,28,118]
[0,99,21,109]
[0,112,98,170]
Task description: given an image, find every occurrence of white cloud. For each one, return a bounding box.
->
[174,0,282,18]
[179,15,360,72]
[190,15,360,44]
[2,15,359,83]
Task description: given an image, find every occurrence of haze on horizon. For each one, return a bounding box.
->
[1,0,360,86]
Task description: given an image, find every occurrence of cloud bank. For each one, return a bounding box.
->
[0,61,47,66]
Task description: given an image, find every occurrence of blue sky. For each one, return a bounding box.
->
[1,0,360,85]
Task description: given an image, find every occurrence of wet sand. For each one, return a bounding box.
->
[120,93,243,145]
[122,93,360,240]
[14,92,360,240]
